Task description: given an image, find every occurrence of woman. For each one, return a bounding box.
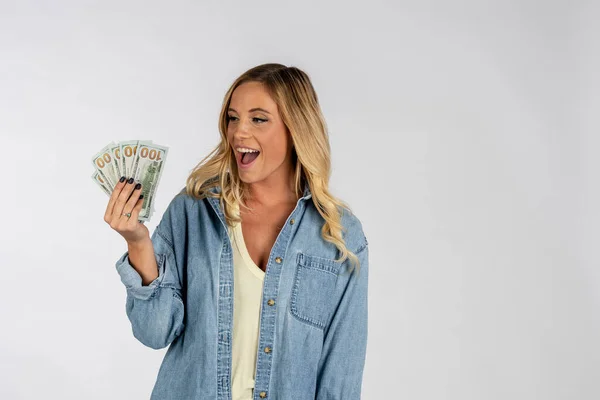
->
[104,63,369,399]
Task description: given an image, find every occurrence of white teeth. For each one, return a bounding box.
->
[237,148,259,153]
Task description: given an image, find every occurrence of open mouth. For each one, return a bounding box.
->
[239,150,260,166]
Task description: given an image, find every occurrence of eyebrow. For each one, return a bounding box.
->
[228,107,272,115]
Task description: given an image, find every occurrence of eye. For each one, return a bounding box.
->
[226,115,267,124]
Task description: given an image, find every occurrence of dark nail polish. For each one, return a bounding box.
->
[135,183,141,190]
[127,178,134,184]
[139,194,144,199]
[119,176,126,183]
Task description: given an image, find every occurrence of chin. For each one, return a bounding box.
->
[237,174,256,184]
[237,171,268,185]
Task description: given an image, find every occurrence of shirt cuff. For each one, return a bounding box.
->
[115,251,165,300]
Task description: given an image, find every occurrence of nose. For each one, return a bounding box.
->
[232,117,252,138]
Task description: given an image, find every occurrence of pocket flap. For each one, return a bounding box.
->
[296,252,344,275]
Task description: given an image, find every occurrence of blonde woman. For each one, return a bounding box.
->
[105,63,369,399]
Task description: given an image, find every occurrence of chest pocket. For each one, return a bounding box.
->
[289,252,344,330]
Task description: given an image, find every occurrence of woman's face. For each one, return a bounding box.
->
[226,81,294,185]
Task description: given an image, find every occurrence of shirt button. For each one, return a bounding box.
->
[264,346,272,353]
[290,218,295,225]
[267,299,275,306]
[259,391,267,398]
[275,257,282,264]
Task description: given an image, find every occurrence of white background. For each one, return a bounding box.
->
[0,0,597,399]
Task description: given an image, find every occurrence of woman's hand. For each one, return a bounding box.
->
[104,176,149,244]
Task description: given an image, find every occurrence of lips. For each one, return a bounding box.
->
[234,143,260,151]
[235,147,258,159]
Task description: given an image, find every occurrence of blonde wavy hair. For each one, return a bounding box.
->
[184,63,361,275]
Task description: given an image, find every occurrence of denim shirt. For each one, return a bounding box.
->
[115,182,369,399]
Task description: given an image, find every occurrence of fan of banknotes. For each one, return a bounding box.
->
[92,140,169,222]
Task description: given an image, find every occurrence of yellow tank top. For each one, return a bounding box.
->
[227,214,265,400]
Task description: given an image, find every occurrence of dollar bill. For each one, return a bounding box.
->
[108,142,123,179]
[92,171,112,196]
[91,143,120,189]
[120,140,153,179]
[119,140,138,179]
[91,140,168,222]
[131,142,169,221]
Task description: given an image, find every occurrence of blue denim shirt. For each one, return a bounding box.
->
[115,182,369,399]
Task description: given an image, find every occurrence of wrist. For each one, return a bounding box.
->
[127,236,152,251]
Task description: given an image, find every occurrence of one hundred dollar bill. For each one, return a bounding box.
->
[92,140,167,222]
[119,140,138,179]
[108,142,123,179]
[92,171,112,196]
[131,142,169,221]
[120,140,153,179]
[91,143,120,189]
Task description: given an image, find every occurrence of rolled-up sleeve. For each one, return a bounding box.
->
[115,211,185,350]
[315,242,369,399]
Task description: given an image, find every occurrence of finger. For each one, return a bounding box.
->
[128,192,145,224]
[123,183,143,217]
[104,176,127,223]
[112,178,138,220]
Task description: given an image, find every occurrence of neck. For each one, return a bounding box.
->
[244,175,299,208]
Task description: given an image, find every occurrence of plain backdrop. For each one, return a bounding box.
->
[0,0,597,399]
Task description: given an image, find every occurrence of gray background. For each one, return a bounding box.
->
[0,0,597,399]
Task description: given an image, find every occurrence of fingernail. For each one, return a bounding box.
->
[135,183,141,190]
[119,176,126,183]
[139,194,144,199]
[127,178,134,184]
